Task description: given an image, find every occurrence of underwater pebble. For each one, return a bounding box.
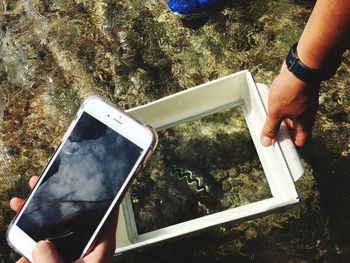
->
[238,162,252,174]
[211,169,228,181]
[222,180,231,192]
[245,226,258,240]
[229,178,242,188]
[228,166,239,178]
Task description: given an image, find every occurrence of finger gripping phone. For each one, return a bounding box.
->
[7,96,158,262]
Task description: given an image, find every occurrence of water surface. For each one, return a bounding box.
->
[1,0,350,262]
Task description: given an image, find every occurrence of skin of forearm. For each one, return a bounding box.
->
[297,0,350,70]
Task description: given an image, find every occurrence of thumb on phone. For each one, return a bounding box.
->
[32,240,64,263]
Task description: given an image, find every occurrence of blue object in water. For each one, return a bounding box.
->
[167,0,221,16]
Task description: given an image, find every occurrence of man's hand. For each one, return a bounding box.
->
[10,176,118,263]
[260,63,320,147]
[260,0,350,147]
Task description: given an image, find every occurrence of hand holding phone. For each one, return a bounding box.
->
[11,176,118,263]
[7,96,157,262]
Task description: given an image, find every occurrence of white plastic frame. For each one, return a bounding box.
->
[115,70,302,254]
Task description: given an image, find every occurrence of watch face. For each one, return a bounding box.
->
[286,43,298,70]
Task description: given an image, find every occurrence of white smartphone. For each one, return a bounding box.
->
[7,96,157,262]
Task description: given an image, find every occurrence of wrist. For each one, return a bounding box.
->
[278,63,321,94]
[279,62,313,88]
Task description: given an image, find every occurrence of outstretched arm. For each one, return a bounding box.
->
[260,0,350,147]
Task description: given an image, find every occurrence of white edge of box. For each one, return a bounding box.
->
[114,70,301,254]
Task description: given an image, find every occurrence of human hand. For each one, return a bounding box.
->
[10,176,118,263]
[260,63,320,147]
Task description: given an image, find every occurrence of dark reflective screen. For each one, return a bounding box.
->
[17,112,142,262]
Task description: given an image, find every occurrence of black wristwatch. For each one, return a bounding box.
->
[285,42,342,83]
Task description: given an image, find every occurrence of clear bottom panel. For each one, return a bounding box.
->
[129,107,272,234]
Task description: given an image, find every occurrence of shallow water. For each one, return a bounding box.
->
[131,107,271,234]
[1,0,350,262]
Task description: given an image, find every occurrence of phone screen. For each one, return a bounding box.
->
[16,112,142,261]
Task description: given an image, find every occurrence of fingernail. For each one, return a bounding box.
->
[294,140,304,147]
[261,136,273,147]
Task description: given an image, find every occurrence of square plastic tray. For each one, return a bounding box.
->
[115,70,303,254]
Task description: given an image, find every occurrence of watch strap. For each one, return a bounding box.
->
[286,42,341,83]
